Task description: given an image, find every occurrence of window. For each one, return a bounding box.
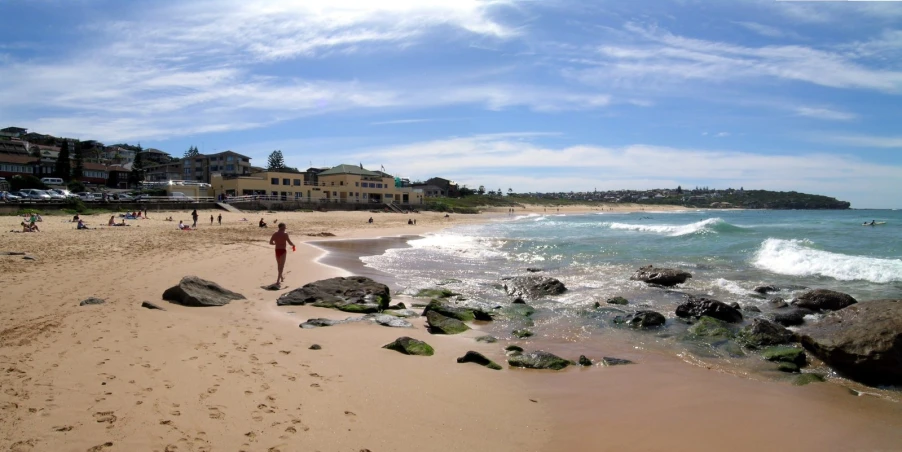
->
[355,182,359,187]
[340,181,344,186]
[282,178,290,185]
[184,168,191,175]
[377,183,383,188]
[332,191,337,196]
[271,178,279,185]
[293,179,301,186]
[226,164,234,171]
[386,194,393,198]
[183,160,191,167]
[330,182,334,186]
[227,156,234,162]
[271,191,278,196]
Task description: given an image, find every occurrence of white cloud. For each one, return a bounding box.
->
[794,107,857,121]
[824,135,902,148]
[733,21,799,39]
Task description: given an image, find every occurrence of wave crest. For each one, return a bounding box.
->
[752,239,902,283]
[608,218,734,236]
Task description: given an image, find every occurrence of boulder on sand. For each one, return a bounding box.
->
[421,299,492,321]
[503,276,567,299]
[630,265,692,287]
[382,337,434,356]
[675,296,742,323]
[797,299,902,386]
[791,289,857,312]
[457,351,502,370]
[508,351,571,370]
[276,276,390,313]
[162,276,246,307]
[737,318,796,349]
[79,297,106,306]
[426,311,470,335]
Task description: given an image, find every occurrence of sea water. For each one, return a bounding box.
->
[360,209,902,382]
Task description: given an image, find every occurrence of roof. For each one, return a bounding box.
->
[207,150,250,159]
[0,154,38,164]
[0,141,28,154]
[318,164,383,177]
[1,127,27,134]
[139,148,170,155]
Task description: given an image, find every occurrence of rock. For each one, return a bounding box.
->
[503,276,567,299]
[771,309,809,327]
[299,318,340,329]
[501,303,535,318]
[421,299,491,321]
[435,279,462,286]
[601,357,635,366]
[22,255,36,261]
[797,299,902,386]
[791,289,857,312]
[629,310,666,328]
[512,297,526,304]
[476,335,498,343]
[385,302,407,310]
[729,302,741,310]
[79,297,106,306]
[676,296,742,323]
[261,283,283,291]
[382,337,434,356]
[793,373,826,386]
[753,285,778,294]
[508,351,571,370]
[276,277,390,313]
[140,301,165,311]
[762,346,807,366]
[512,329,534,338]
[606,296,629,305]
[365,314,413,328]
[505,345,524,353]
[426,311,469,335]
[309,344,322,350]
[415,288,458,298]
[578,355,592,366]
[777,362,800,373]
[0,251,26,256]
[737,318,796,349]
[163,276,246,307]
[742,305,762,313]
[768,298,789,309]
[526,267,543,273]
[457,351,502,370]
[687,316,735,341]
[379,309,419,318]
[629,265,691,287]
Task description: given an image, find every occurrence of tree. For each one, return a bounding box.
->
[129,148,145,187]
[477,185,485,195]
[459,186,475,196]
[55,141,71,181]
[72,141,85,181]
[676,185,683,194]
[508,188,513,196]
[184,145,200,158]
[267,150,286,170]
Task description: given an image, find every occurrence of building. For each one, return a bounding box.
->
[0,127,28,138]
[144,161,182,182]
[0,140,29,155]
[138,148,173,165]
[210,164,422,205]
[411,177,459,197]
[0,154,38,179]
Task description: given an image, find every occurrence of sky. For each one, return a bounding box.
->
[1,0,901,208]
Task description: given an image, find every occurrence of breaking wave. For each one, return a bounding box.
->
[752,239,902,283]
[607,218,740,237]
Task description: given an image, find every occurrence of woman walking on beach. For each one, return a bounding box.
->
[269,223,295,286]
[191,210,199,228]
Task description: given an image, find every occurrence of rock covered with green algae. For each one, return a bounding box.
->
[382,337,435,356]
[421,299,492,321]
[762,346,807,367]
[687,316,735,342]
[793,373,826,386]
[737,318,796,349]
[277,276,390,313]
[606,296,629,305]
[512,329,534,339]
[457,351,502,370]
[475,335,498,343]
[415,288,459,299]
[425,311,470,335]
[508,351,571,370]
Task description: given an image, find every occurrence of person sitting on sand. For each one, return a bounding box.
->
[259,218,267,228]
[108,216,116,226]
[21,222,34,232]
[368,217,373,224]
[72,214,80,222]
[77,219,89,230]
[408,218,413,225]
[178,220,190,230]
[165,216,173,222]
[136,211,143,219]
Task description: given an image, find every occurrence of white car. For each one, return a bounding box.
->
[19,189,51,200]
[50,189,78,199]
[78,192,97,202]
[44,190,66,200]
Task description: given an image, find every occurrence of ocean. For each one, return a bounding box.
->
[357,209,902,385]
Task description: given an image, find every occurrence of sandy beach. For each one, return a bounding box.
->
[2,204,901,452]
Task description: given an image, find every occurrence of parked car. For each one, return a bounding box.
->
[1,191,21,202]
[116,193,134,202]
[49,189,78,199]
[44,190,67,200]
[18,189,51,200]
[169,192,192,201]
[77,192,97,202]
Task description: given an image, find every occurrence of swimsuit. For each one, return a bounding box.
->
[275,249,287,258]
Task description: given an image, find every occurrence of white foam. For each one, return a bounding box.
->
[407,232,509,260]
[712,278,752,295]
[752,238,902,283]
[608,218,723,237]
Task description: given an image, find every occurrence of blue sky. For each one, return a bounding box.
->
[1,0,901,208]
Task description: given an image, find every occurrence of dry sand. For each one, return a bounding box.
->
[2,204,901,452]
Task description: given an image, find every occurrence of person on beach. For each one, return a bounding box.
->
[259,218,267,228]
[108,216,115,226]
[210,214,214,225]
[368,217,373,224]
[178,220,190,230]
[269,223,295,285]
[217,214,222,225]
[191,210,199,228]
[77,219,89,230]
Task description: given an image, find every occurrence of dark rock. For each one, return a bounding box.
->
[768,297,789,309]
[421,299,491,321]
[501,303,535,318]
[797,299,902,386]
[742,305,762,313]
[22,255,36,261]
[79,297,106,306]
[777,362,800,373]
[382,337,434,356]
[629,310,666,328]
[687,316,735,341]
[676,296,742,323]
[737,318,796,349]
[504,345,524,353]
[762,346,807,366]
[771,309,809,327]
[415,288,458,299]
[163,276,246,307]
[503,276,567,299]
[276,277,390,313]
[141,301,165,311]
[754,285,778,294]
[308,344,322,350]
[512,297,526,304]
[426,311,469,335]
[385,302,407,310]
[526,267,543,273]
[299,318,340,329]
[793,373,826,386]
[457,351,502,370]
[630,265,691,287]
[729,302,741,310]
[791,289,857,312]
[606,296,629,305]
[0,251,26,256]
[476,335,498,343]
[508,351,571,370]
[578,355,592,366]
[261,283,283,291]
[601,357,635,366]
[512,329,534,338]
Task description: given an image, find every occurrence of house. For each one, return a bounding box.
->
[410,177,459,197]
[138,148,173,165]
[0,127,28,138]
[144,161,183,182]
[0,154,39,179]
[0,140,29,155]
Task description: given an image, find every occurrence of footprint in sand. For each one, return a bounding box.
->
[86,442,114,452]
[93,411,117,424]
[53,425,73,432]
[207,407,224,419]
[278,350,290,355]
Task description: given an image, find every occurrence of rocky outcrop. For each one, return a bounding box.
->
[276,276,390,313]
[737,318,795,349]
[162,276,246,307]
[578,355,592,366]
[426,311,469,335]
[383,337,434,356]
[508,351,571,370]
[601,357,635,366]
[762,346,807,367]
[79,297,106,306]
[753,285,778,294]
[606,296,629,305]
[771,309,810,327]
[421,299,492,321]
[512,329,534,338]
[503,276,567,299]
[367,314,413,328]
[299,314,410,329]
[687,316,735,342]
[457,351,502,370]
[675,296,742,323]
[791,289,857,312]
[630,265,691,287]
[414,288,458,299]
[629,310,666,328]
[476,335,498,343]
[797,299,902,386]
